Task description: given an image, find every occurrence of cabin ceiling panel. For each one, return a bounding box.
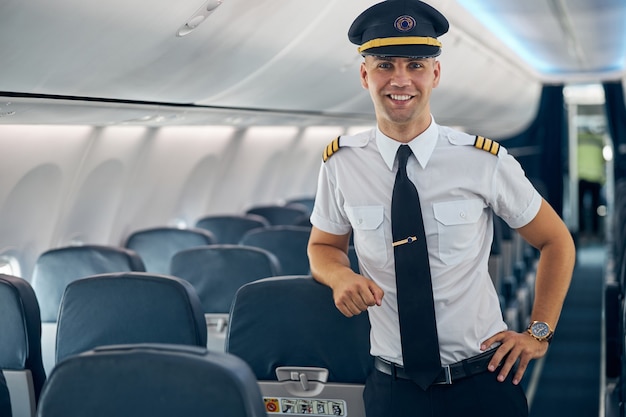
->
[454,0,626,79]
[0,0,623,133]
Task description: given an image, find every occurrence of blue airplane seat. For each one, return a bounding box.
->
[0,274,46,417]
[245,204,309,226]
[0,371,10,417]
[37,344,267,417]
[348,246,360,274]
[195,214,270,244]
[124,226,216,274]
[239,226,312,276]
[55,272,207,364]
[31,244,145,375]
[226,275,372,417]
[32,245,146,323]
[170,244,282,351]
[604,281,621,380]
[285,197,315,216]
[170,244,281,314]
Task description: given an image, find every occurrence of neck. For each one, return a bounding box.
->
[378,115,432,143]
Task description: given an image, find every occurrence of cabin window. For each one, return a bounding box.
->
[0,255,22,277]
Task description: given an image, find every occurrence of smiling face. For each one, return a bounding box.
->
[360,56,440,142]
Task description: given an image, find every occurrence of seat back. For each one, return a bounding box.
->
[245,205,309,226]
[195,214,269,244]
[55,272,207,364]
[31,245,145,374]
[0,274,46,417]
[285,197,315,216]
[348,246,360,274]
[170,245,282,351]
[37,344,267,417]
[124,226,216,274]
[32,245,146,322]
[226,276,372,417]
[239,226,311,275]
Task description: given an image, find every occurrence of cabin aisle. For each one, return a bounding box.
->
[528,242,605,417]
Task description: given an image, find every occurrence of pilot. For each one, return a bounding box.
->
[307,1,575,416]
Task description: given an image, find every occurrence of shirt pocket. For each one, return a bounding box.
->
[345,205,388,267]
[433,199,485,265]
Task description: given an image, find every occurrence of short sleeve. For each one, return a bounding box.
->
[310,161,353,236]
[491,153,542,229]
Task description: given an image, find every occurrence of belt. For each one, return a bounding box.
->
[374,349,497,385]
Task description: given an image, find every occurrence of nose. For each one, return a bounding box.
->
[390,67,411,88]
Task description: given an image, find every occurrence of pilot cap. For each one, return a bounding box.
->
[348,0,449,58]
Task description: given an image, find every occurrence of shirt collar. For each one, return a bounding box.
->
[377,116,439,171]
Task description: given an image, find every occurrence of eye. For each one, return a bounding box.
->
[377,62,392,69]
[409,62,424,69]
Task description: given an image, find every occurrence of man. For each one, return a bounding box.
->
[307,1,576,416]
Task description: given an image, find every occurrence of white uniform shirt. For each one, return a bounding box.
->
[311,118,542,366]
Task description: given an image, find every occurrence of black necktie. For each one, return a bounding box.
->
[391,145,441,390]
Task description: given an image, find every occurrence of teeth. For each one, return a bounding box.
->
[390,94,412,101]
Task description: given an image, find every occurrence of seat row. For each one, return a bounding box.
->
[1,203,535,417]
[122,198,314,276]
[604,178,626,417]
[127,214,313,276]
[28,210,531,379]
[33,220,314,372]
[0,273,371,417]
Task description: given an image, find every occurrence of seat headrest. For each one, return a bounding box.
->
[56,272,207,363]
[124,227,216,274]
[170,245,281,313]
[32,245,146,322]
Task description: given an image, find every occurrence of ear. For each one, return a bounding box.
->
[432,60,441,88]
[360,61,369,90]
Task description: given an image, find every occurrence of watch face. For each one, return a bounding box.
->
[531,322,551,338]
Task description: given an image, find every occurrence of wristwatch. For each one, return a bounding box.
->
[527,321,554,343]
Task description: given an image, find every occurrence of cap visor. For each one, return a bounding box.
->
[361,44,441,58]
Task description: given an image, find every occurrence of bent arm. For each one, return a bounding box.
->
[517,198,576,330]
[483,198,575,384]
[308,226,384,317]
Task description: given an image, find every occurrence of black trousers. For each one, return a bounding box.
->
[363,366,528,417]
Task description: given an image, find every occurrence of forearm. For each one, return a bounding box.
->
[308,226,384,316]
[530,234,576,329]
[308,240,353,288]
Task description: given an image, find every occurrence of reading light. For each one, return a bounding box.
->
[206,0,222,11]
[177,0,223,37]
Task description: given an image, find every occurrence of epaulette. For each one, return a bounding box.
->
[323,137,341,162]
[447,130,502,157]
[473,135,501,156]
[322,134,369,162]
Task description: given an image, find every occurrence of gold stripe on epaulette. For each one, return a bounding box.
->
[474,136,500,156]
[322,137,341,162]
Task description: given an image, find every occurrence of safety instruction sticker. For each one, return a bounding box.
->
[263,397,346,416]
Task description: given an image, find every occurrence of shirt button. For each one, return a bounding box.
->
[459,211,466,219]
[358,218,363,225]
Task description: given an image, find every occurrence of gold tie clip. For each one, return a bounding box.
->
[392,236,417,247]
